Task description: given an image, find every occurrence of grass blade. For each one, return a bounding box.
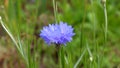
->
[0,16,20,51]
[74,48,86,68]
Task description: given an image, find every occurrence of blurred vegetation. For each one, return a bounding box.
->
[0,0,120,68]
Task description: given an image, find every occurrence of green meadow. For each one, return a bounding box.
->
[0,0,120,68]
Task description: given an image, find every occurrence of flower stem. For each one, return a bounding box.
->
[60,46,65,68]
[55,44,60,64]
[55,44,65,68]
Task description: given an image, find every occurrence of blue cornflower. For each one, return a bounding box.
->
[40,21,75,45]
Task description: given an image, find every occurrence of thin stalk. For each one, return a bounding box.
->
[90,0,100,67]
[101,0,108,67]
[52,0,57,23]
[80,0,87,53]
[81,0,87,67]
[0,17,19,51]
[55,1,58,22]
[0,16,28,66]
[86,42,93,62]
[90,0,97,55]
[103,0,108,43]
[74,48,86,68]
[60,47,65,68]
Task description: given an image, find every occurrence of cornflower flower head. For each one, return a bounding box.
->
[40,21,75,45]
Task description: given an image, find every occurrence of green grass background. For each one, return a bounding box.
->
[0,0,120,68]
